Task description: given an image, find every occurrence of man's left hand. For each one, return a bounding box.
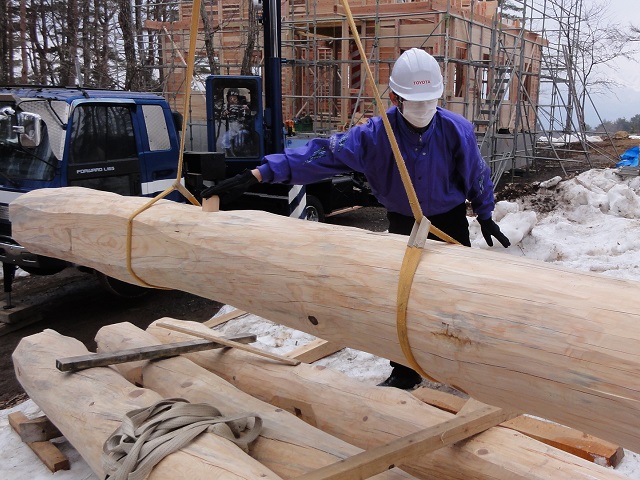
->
[478,217,510,248]
[200,170,259,205]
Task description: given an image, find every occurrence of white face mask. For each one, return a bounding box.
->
[400,99,438,128]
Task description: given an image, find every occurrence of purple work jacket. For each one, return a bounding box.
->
[258,106,495,220]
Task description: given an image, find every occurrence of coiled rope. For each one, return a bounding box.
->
[102,398,263,480]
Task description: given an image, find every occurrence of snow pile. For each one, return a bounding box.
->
[538,134,604,145]
[496,169,640,279]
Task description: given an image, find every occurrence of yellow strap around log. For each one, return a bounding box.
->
[396,220,438,381]
[124,0,202,288]
[340,0,460,380]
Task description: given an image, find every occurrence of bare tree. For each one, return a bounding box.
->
[0,0,15,83]
[118,0,139,89]
[240,0,260,76]
[59,0,79,85]
[541,0,638,133]
[0,0,174,89]
[200,0,219,74]
[573,1,638,131]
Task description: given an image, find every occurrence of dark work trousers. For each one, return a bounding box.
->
[387,202,471,378]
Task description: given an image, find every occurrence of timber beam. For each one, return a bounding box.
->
[56,333,257,372]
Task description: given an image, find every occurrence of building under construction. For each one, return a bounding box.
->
[149,0,598,185]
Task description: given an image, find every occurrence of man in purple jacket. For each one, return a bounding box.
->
[202,48,510,389]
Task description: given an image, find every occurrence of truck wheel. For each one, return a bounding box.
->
[95,272,150,298]
[305,195,325,222]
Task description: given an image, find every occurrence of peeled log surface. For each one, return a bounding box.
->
[146,319,627,480]
[95,322,415,480]
[11,330,282,479]
[10,187,640,451]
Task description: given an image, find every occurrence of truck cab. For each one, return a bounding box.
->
[0,86,182,296]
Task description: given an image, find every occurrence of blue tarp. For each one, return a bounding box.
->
[616,146,639,167]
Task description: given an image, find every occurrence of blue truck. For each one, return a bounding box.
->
[0,86,189,298]
[0,84,372,300]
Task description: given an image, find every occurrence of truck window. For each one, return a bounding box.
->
[142,104,171,151]
[67,104,141,196]
[213,86,260,158]
[68,105,137,164]
[0,105,56,182]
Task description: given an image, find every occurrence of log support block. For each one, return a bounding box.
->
[8,412,70,472]
[286,338,344,363]
[0,304,43,337]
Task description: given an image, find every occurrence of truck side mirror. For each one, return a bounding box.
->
[0,107,17,144]
[15,112,43,147]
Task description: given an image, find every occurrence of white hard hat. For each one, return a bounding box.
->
[389,48,443,101]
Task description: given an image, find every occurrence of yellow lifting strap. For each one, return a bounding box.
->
[339,0,460,381]
[125,0,203,289]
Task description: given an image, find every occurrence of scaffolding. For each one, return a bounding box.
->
[153,0,616,186]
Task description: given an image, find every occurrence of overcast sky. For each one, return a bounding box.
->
[582,0,640,127]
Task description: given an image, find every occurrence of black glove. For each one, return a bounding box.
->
[478,217,510,248]
[200,170,259,204]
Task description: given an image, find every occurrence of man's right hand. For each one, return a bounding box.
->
[201,170,259,205]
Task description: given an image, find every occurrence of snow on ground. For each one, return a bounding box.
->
[537,134,604,145]
[2,167,640,478]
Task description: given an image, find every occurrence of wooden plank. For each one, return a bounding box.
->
[412,387,625,467]
[10,187,640,453]
[143,19,194,30]
[156,319,301,366]
[334,2,443,17]
[28,440,70,472]
[56,333,256,372]
[0,308,43,336]
[0,303,42,324]
[287,338,344,363]
[8,412,62,442]
[202,308,246,327]
[296,400,517,480]
[501,416,625,468]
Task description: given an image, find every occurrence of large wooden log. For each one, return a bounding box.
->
[145,319,628,480]
[94,321,415,480]
[10,187,640,450]
[12,329,283,479]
